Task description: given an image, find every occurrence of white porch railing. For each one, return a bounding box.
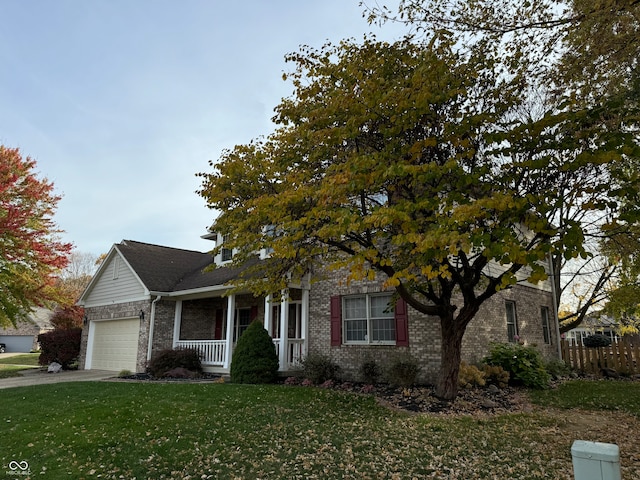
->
[273,338,305,370]
[176,338,305,370]
[176,340,226,366]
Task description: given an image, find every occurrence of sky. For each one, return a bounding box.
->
[0,1,407,257]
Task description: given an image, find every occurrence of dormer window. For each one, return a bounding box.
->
[221,234,233,262]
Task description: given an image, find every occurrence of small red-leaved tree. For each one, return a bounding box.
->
[38,328,82,368]
[0,146,72,327]
[50,305,85,330]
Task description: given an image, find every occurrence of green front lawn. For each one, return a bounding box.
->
[0,353,41,378]
[0,353,41,366]
[1,381,639,479]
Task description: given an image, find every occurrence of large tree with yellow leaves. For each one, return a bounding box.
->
[199,36,632,400]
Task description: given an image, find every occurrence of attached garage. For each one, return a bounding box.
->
[89,318,140,372]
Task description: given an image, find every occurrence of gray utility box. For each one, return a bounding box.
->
[571,440,621,480]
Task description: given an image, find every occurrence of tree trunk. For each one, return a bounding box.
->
[435,312,473,401]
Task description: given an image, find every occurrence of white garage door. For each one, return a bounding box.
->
[91,318,140,372]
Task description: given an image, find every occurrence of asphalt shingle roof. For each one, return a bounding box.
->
[115,240,260,293]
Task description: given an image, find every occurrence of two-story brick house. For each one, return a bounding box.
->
[78,236,560,383]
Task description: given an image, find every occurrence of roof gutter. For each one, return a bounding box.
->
[146,295,162,363]
[148,284,232,299]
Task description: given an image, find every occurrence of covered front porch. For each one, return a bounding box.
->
[171,287,308,373]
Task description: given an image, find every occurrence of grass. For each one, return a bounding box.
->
[530,379,640,416]
[1,380,639,479]
[0,353,41,379]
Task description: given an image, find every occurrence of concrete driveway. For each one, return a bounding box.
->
[0,359,115,389]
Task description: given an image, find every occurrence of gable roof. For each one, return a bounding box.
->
[115,240,261,294]
[115,240,214,292]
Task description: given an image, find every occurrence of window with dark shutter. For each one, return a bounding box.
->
[330,294,409,346]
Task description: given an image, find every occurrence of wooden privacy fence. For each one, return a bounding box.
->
[561,337,640,375]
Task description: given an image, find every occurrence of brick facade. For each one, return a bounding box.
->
[79,299,152,372]
[308,266,558,384]
[81,266,558,380]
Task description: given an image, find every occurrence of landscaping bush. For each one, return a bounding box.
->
[484,342,550,389]
[300,353,341,384]
[359,359,382,384]
[147,348,203,377]
[38,327,82,369]
[458,362,486,388]
[481,364,510,389]
[583,334,612,348]
[230,321,279,384]
[386,355,421,387]
[544,359,572,380]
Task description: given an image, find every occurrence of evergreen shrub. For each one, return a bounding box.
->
[230,321,279,384]
[583,334,612,348]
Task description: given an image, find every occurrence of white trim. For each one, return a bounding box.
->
[264,294,272,334]
[279,289,288,369]
[301,287,309,358]
[172,300,183,348]
[146,295,162,362]
[84,321,96,369]
[82,295,151,308]
[149,284,232,299]
[223,294,235,369]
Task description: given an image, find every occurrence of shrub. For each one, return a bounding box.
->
[359,359,382,384]
[481,364,510,389]
[38,327,82,369]
[300,354,341,384]
[386,355,421,387]
[583,334,612,348]
[230,321,279,384]
[147,348,203,377]
[484,342,550,389]
[544,359,572,380]
[458,362,486,388]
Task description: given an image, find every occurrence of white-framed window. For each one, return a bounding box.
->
[343,293,395,344]
[221,234,233,262]
[506,301,519,343]
[234,308,252,341]
[541,306,552,344]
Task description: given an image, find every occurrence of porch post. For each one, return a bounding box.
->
[223,293,235,369]
[264,294,272,336]
[301,284,309,358]
[172,300,182,348]
[279,289,289,370]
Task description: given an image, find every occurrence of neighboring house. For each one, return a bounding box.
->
[0,307,54,352]
[78,238,560,382]
[564,314,620,346]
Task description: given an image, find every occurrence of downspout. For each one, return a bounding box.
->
[548,254,562,359]
[147,295,162,362]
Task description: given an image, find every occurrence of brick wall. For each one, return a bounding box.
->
[308,266,558,384]
[151,300,177,356]
[79,299,152,372]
